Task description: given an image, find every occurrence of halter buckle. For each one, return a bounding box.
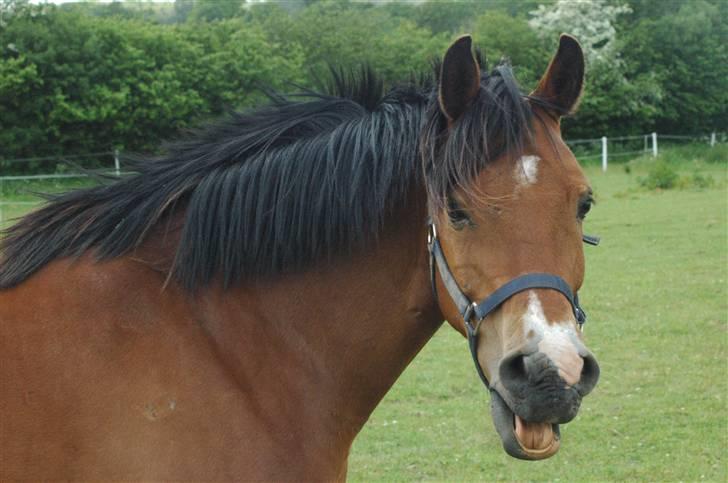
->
[427,222,437,246]
[575,306,587,331]
[463,301,478,324]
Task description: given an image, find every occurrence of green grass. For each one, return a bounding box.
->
[1,147,726,481]
[0,177,95,228]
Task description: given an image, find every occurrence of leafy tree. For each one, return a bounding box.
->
[187,0,245,22]
[0,7,304,167]
[470,11,549,90]
[178,19,306,111]
[408,1,486,34]
[0,0,725,169]
[528,0,662,137]
[529,0,632,66]
[173,0,194,23]
[619,0,728,133]
[253,1,449,87]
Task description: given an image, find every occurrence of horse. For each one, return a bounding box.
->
[0,35,600,480]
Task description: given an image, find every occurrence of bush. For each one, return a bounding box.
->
[639,161,678,189]
[637,155,718,191]
[691,172,715,189]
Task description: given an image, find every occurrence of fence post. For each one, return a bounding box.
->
[652,132,658,157]
[644,134,649,153]
[710,132,716,147]
[601,136,608,172]
[114,149,120,176]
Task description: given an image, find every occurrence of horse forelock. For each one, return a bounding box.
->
[421,59,533,209]
[0,60,534,291]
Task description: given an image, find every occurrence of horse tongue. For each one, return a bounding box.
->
[514,415,554,451]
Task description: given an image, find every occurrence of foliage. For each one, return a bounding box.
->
[187,0,244,22]
[630,144,724,190]
[528,0,664,138]
[529,0,632,66]
[470,10,549,90]
[618,0,728,134]
[0,0,725,170]
[249,1,449,86]
[0,6,303,169]
[638,161,679,189]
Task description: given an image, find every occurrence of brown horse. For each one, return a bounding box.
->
[0,35,599,480]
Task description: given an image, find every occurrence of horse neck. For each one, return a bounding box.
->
[192,192,442,464]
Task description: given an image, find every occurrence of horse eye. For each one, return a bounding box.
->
[447,197,472,229]
[578,196,594,220]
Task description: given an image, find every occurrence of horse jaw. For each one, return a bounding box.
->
[489,389,561,460]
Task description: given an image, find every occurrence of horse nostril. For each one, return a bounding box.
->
[499,352,530,393]
[576,352,600,396]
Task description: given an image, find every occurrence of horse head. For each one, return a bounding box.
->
[425,35,600,460]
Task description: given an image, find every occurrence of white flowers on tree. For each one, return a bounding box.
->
[529,0,631,67]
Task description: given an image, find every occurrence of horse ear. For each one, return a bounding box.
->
[439,35,481,122]
[532,34,585,116]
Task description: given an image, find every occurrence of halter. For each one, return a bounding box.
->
[426,220,599,389]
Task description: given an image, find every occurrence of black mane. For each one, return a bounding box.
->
[0,59,532,290]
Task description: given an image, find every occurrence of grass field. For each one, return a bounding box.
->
[0,178,96,228]
[1,145,726,481]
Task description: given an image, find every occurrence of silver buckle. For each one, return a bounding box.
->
[427,222,437,245]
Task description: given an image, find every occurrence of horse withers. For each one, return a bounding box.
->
[0,35,599,479]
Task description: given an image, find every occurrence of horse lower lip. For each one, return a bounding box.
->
[490,389,561,460]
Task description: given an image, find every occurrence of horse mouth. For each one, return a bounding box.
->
[490,389,561,460]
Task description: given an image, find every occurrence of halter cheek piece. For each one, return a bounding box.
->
[426,220,599,389]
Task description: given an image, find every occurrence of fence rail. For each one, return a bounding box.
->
[565,131,722,172]
[0,152,114,164]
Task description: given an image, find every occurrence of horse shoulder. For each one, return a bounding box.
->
[0,256,283,479]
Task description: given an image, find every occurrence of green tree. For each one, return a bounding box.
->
[528,0,663,137]
[620,0,728,133]
[173,0,194,23]
[470,10,549,90]
[254,1,449,87]
[188,0,244,22]
[0,7,304,167]
[178,19,306,112]
[409,1,486,34]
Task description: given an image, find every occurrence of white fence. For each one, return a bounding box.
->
[0,150,121,180]
[0,151,121,224]
[566,131,721,172]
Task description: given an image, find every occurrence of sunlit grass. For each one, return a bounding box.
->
[0,177,96,228]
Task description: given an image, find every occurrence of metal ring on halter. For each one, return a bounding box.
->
[427,222,437,245]
[463,301,478,324]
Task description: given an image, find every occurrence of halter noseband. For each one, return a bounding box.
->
[426,220,599,389]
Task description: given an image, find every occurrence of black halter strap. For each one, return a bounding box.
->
[426,221,598,389]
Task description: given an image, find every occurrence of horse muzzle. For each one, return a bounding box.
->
[489,346,600,460]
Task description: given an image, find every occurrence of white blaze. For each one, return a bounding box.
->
[514,155,540,185]
[523,291,583,386]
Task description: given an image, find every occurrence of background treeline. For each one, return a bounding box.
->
[1,0,726,171]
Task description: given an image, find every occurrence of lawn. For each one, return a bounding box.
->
[0,177,95,228]
[1,146,726,481]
